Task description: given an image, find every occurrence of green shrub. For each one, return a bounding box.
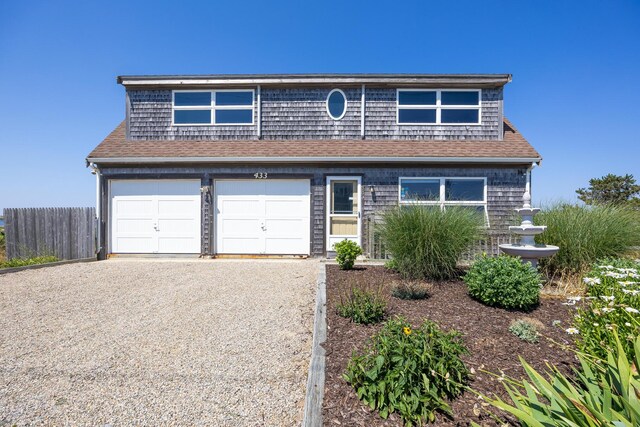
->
[344,317,469,425]
[0,255,58,269]
[333,239,363,270]
[509,319,540,344]
[390,280,432,300]
[464,255,542,310]
[535,203,640,277]
[473,332,640,427]
[336,287,386,324]
[573,258,640,361]
[378,205,483,280]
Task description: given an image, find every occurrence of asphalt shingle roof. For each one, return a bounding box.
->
[87,118,540,162]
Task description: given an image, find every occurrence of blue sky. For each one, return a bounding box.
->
[1,0,639,212]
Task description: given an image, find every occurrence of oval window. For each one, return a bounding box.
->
[326,89,347,120]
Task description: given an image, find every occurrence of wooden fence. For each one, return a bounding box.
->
[4,208,96,260]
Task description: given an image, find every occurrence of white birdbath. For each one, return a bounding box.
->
[499,191,559,267]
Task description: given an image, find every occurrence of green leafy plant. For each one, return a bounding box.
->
[333,239,363,270]
[378,205,483,280]
[391,280,432,300]
[0,255,58,269]
[472,332,640,427]
[509,319,539,344]
[344,317,469,425]
[535,203,640,277]
[336,287,386,324]
[573,258,640,361]
[464,255,542,310]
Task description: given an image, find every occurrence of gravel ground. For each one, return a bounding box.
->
[0,259,318,426]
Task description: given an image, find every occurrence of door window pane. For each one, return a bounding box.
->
[445,179,485,201]
[331,181,356,214]
[400,179,440,201]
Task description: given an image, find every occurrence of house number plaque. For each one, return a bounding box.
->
[254,172,268,179]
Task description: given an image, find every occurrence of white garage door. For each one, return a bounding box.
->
[215,179,310,255]
[110,180,201,254]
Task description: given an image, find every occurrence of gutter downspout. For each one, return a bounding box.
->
[89,163,102,256]
[526,162,536,199]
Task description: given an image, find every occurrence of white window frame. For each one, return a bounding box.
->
[398,177,489,225]
[326,88,347,120]
[396,89,482,125]
[172,89,255,126]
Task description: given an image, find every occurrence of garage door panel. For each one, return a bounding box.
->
[265,199,308,217]
[266,180,308,196]
[156,181,201,196]
[221,218,261,235]
[158,237,200,254]
[112,181,158,197]
[220,237,262,254]
[217,180,264,196]
[157,218,197,234]
[265,238,306,255]
[158,199,200,217]
[114,199,154,217]
[264,218,308,236]
[115,218,155,234]
[115,237,155,253]
[220,199,261,216]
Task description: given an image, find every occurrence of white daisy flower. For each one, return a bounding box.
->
[600,295,615,302]
[601,307,615,313]
[625,307,640,314]
[625,322,632,327]
[565,328,579,335]
[583,277,601,285]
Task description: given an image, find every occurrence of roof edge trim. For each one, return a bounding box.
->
[88,155,540,164]
[117,74,512,87]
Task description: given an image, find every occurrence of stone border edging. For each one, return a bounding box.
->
[0,257,97,275]
[302,261,327,427]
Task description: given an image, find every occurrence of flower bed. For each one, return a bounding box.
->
[323,265,577,425]
[572,258,640,360]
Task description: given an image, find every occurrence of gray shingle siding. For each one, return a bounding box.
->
[126,87,503,141]
[100,165,525,257]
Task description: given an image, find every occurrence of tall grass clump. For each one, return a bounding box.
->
[378,205,483,280]
[534,203,640,278]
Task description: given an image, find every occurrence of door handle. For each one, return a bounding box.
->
[153,224,159,231]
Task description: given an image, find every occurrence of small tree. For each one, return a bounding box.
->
[576,173,640,206]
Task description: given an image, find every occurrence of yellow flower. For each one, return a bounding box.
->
[403,327,412,336]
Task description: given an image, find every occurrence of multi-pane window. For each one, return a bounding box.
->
[397,89,481,125]
[399,177,488,224]
[172,90,254,125]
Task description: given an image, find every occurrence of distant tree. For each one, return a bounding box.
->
[576,173,640,206]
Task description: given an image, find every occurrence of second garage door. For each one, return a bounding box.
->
[215,179,310,255]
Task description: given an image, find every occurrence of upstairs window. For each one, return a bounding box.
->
[326,89,347,120]
[397,89,481,125]
[172,90,254,125]
[399,177,488,224]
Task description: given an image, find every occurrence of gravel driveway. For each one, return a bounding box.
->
[0,259,318,426]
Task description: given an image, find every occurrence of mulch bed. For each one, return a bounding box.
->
[323,265,578,426]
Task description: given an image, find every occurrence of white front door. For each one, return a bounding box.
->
[326,176,362,250]
[110,180,201,254]
[215,179,310,255]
